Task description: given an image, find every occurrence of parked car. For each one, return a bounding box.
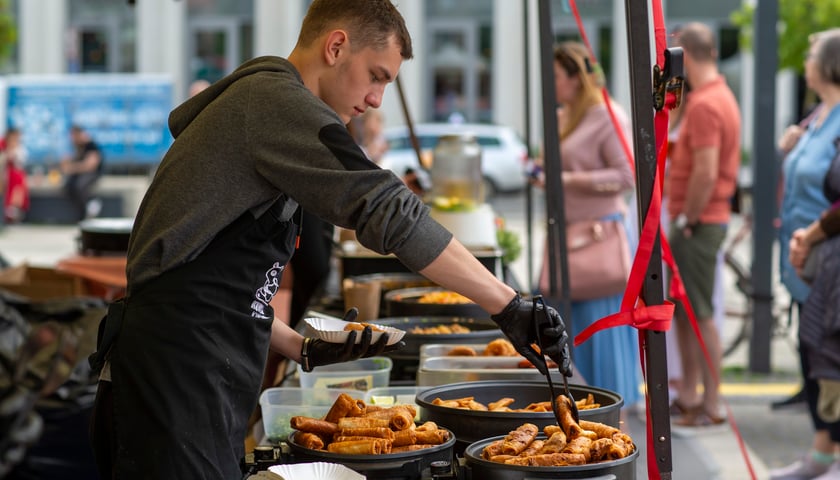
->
[380,123,529,196]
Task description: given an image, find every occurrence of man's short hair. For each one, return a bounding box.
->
[676,22,717,63]
[297,0,413,60]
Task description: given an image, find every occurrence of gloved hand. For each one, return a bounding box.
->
[300,309,405,372]
[818,379,840,422]
[490,294,571,377]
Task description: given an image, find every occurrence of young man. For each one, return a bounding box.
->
[87,1,571,478]
[667,22,741,428]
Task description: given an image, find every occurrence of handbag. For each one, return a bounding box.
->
[800,240,824,285]
[539,218,632,301]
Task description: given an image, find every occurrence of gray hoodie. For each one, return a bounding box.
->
[126,56,451,289]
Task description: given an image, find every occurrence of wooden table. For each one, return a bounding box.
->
[56,255,127,300]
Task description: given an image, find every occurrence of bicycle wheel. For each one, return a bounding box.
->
[721,250,752,358]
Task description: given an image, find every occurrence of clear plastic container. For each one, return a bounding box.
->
[364,385,430,420]
[429,134,484,210]
[258,387,363,444]
[297,356,392,391]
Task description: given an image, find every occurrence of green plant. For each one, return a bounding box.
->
[731,0,840,74]
[496,228,522,265]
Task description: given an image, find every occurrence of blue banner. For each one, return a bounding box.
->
[2,74,174,166]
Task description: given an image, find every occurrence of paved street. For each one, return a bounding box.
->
[1,179,815,478]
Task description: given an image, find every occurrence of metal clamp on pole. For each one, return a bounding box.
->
[653,47,685,111]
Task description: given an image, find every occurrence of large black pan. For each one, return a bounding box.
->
[463,434,638,480]
[345,272,436,308]
[373,316,503,359]
[415,380,622,452]
[286,429,455,480]
[383,287,489,318]
[347,272,436,292]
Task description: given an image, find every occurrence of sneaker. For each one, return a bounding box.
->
[769,455,832,480]
[771,388,808,411]
[815,462,840,480]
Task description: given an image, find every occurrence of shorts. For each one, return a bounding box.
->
[668,223,727,320]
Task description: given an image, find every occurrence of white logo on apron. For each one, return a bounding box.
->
[251,261,285,319]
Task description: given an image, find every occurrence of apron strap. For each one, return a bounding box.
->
[261,194,299,225]
[88,299,126,375]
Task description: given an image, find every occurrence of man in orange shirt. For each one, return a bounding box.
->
[666,22,742,427]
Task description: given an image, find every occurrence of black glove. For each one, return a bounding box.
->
[490,294,572,377]
[300,309,405,372]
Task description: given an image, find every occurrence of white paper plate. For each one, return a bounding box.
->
[304,317,405,346]
[269,461,365,480]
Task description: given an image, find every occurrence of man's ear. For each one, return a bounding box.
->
[324,30,349,66]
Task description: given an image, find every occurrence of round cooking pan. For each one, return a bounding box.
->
[463,434,638,480]
[373,316,502,359]
[346,272,437,309]
[286,429,455,480]
[78,217,134,255]
[347,272,436,293]
[383,286,489,318]
[415,380,622,451]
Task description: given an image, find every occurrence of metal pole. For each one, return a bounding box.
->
[748,0,778,373]
[395,77,424,170]
[536,0,572,323]
[524,0,535,293]
[624,0,672,476]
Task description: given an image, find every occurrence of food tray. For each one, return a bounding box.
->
[419,343,514,362]
[304,316,405,346]
[416,356,561,386]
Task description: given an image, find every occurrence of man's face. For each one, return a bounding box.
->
[321,35,403,124]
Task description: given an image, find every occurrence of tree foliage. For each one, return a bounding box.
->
[731,0,840,74]
[0,0,16,67]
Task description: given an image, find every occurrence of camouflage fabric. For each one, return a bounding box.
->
[0,291,105,477]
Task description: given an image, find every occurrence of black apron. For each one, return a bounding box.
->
[91,196,299,480]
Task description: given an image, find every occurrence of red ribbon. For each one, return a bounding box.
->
[574,301,673,346]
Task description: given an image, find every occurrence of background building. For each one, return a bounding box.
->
[3,0,791,167]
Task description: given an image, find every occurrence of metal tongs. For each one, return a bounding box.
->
[533,295,579,425]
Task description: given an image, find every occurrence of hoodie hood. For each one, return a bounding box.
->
[168,56,302,139]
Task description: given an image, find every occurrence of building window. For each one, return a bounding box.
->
[68,0,136,73]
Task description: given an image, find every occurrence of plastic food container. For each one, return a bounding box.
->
[259,387,363,444]
[297,356,393,391]
[363,385,430,420]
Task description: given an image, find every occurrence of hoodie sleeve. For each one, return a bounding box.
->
[242,70,452,273]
